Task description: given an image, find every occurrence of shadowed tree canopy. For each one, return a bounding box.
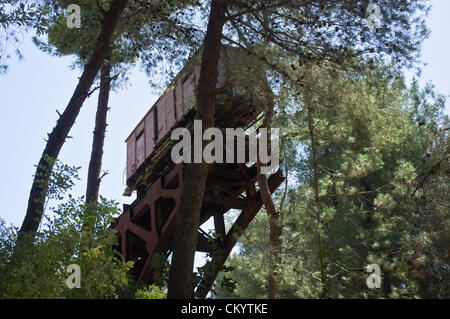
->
[169,0,428,298]
[214,59,448,299]
[166,0,432,298]
[20,0,203,234]
[33,0,201,83]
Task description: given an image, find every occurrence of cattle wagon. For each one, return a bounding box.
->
[113,46,284,297]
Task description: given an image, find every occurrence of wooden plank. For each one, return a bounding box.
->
[182,71,197,115]
[165,88,176,130]
[145,111,155,158]
[156,97,166,143]
[196,231,211,253]
[209,165,246,181]
[214,213,226,240]
[126,131,136,181]
[203,193,247,209]
[175,77,184,121]
[136,132,145,168]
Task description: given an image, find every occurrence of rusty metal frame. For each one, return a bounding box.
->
[112,162,284,295]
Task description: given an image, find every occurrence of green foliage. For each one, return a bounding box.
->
[0,159,134,298]
[0,0,52,73]
[33,0,201,90]
[0,195,134,298]
[135,284,167,299]
[42,154,80,202]
[28,154,81,230]
[214,59,449,299]
[3,0,446,300]
[147,251,170,287]
[33,0,137,88]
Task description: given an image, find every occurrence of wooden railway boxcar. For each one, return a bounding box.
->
[124,46,272,194]
[114,46,283,288]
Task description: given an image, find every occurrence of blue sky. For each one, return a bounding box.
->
[0,0,449,229]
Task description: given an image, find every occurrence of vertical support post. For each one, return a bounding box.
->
[214,213,226,241]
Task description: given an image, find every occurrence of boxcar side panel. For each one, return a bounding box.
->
[165,88,176,131]
[182,71,198,115]
[145,110,155,158]
[126,132,136,181]
[156,96,167,143]
[135,122,146,168]
[175,79,184,121]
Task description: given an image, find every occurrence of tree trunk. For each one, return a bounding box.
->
[258,169,283,299]
[257,101,282,299]
[167,0,227,299]
[20,0,128,234]
[306,96,327,297]
[85,62,111,204]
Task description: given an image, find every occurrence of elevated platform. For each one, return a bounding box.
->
[113,162,284,295]
[114,45,282,297]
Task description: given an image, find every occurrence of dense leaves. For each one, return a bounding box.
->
[214,61,448,299]
[0,163,134,298]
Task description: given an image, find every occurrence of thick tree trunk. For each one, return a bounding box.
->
[20,0,127,234]
[85,62,111,204]
[307,100,327,297]
[259,168,283,299]
[167,0,227,299]
[257,102,282,299]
